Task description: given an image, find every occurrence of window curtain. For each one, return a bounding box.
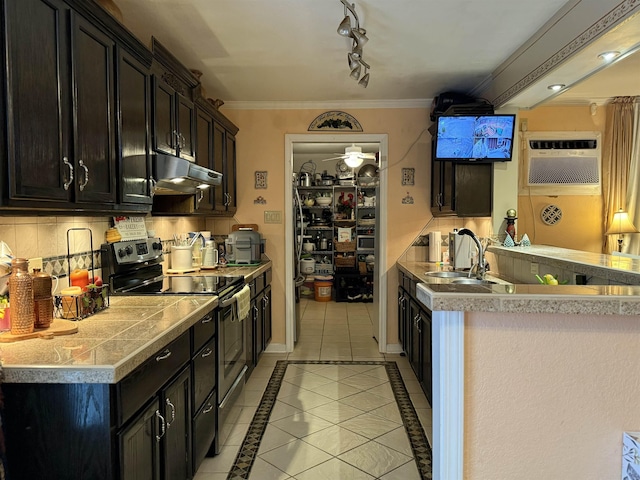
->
[625,98,640,254]
[602,97,635,253]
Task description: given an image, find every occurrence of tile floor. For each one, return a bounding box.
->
[194,299,433,479]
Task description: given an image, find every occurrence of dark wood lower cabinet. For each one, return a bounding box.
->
[398,273,433,404]
[161,367,192,480]
[246,273,272,379]
[120,398,161,480]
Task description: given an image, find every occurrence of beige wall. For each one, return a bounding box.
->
[464,310,640,479]
[223,107,432,347]
[517,105,607,253]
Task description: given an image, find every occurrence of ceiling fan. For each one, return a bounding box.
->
[321,144,377,168]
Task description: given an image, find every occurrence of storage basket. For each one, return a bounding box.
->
[335,240,356,252]
[335,255,356,267]
[55,285,109,321]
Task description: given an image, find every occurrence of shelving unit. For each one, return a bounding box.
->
[297,184,376,302]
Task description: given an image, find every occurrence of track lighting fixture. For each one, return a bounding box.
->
[337,0,371,87]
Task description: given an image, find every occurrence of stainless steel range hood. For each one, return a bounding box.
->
[152,153,222,194]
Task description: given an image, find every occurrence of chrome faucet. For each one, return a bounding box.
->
[457,229,487,278]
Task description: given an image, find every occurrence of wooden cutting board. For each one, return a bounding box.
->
[0,319,78,343]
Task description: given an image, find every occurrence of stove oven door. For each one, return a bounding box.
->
[216,292,247,453]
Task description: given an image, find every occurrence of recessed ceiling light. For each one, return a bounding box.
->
[598,51,620,61]
[547,84,566,92]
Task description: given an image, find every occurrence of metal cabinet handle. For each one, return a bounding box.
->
[201,314,213,324]
[224,192,231,206]
[201,347,213,358]
[196,190,204,205]
[262,295,269,306]
[155,410,166,442]
[155,349,172,361]
[78,160,89,191]
[202,403,214,414]
[149,176,156,198]
[63,157,74,191]
[253,304,259,320]
[414,313,422,333]
[165,398,176,427]
[179,133,186,148]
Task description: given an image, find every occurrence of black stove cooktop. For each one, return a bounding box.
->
[117,274,244,296]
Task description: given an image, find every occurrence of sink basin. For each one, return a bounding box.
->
[425,271,470,278]
[451,278,496,285]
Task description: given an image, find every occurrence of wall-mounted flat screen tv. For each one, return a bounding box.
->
[434,114,516,162]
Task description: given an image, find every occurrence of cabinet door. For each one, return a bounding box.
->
[246,297,257,373]
[255,290,264,360]
[176,94,195,160]
[419,307,432,404]
[455,163,493,217]
[162,367,192,480]
[431,159,454,215]
[211,122,226,212]
[224,131,237,213]
[120,398,161,480]
[262,285,272,348]
[4,0,72,201]
[398,286,408,351]
[117,48,152,205]
[153,76,177,156]
[409,298,422,381]
[195,107,214,211]
[71,13,117,204]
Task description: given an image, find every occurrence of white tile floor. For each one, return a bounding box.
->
[194,299,432,479]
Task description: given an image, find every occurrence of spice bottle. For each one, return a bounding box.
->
[8,258,35,335]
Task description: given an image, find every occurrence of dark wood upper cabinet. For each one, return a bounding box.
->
[117,48,153,205]
[4,0,71,202]
[71,13,117,204]
[195,105,214,211]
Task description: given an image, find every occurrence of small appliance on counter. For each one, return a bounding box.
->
[449,230,475,269]
[225,229,264,265]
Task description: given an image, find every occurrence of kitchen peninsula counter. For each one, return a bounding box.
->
[398,260,640,315]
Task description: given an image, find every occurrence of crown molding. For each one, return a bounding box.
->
[220,98,432,110]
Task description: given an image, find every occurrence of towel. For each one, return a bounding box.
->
[233,284,251,322]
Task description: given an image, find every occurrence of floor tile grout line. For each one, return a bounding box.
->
[226,360,432,480]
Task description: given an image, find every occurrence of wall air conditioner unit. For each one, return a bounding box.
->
[522,131,601,195]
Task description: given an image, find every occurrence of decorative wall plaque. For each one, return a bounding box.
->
[402,192,414,204]
[402,168,415,185]
[255,171,267,189]
[308,111,363,131]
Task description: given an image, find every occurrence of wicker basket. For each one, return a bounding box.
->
[335,240,356,252]
[335,256,356,267]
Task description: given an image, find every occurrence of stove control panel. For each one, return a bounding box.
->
[111,238,163,265]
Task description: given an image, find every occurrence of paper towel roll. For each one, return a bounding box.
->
[428,231,441,262]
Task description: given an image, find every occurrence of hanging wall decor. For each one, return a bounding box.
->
[402,168,415,185]
[402,192,414,204]
[308,111,363,131]
[254,196,267,204]
[255,171,267,189]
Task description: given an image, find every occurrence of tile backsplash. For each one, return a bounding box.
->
[0,214,239,279]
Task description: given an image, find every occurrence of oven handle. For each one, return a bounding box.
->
[218,288,243,308]
[219,365,248,410]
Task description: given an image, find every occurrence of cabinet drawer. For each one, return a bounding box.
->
[193,389,217,471]
[248,278,257,298]
[255,273,265,295]
[192,308,216,353]
[192,337,216,412]
[117,332,190,426]
[264,268,272,286]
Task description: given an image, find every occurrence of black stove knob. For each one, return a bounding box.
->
[152,241,162,251]
[117,248,126,258]
[125,245,133,255]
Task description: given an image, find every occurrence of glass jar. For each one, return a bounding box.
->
[9,258,35,334]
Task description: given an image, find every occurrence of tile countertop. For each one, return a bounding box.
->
[0,260,272,385]
[487,245,640,285]
[398,260,640,316]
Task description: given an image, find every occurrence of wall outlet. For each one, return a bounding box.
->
[264,210,282,224]
[530,262,539,275]
[29,257,43,271]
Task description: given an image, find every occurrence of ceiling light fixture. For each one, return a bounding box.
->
[547,84,566,92]
[598,51,620,61]
[337,0,371,88]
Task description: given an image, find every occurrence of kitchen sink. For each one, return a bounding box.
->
[451,278,497,285]
[425,271,470,278]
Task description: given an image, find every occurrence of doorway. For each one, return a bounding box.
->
[284,133,388,353]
